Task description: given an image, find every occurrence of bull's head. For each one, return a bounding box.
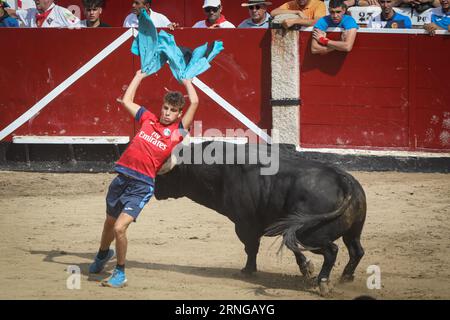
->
[154,154,184,200]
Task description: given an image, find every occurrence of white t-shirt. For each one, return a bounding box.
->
[16,3,80,28]
[123,10,171,28]
[192,20,235,28]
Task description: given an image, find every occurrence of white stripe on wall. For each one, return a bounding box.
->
[0,28,134,142]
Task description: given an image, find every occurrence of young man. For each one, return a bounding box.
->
[192,0,235,28]
[0,1,18,27]
[270,0,326,29]
[311,0,359,55]
[123,0,174,28]
[89,71,199,288]
[6,0,80,28]
[423,0,450,35]
[368,0,412,29]
[238,0,272,29]
[81,0,110,27]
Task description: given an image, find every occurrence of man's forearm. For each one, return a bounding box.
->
[123,76,142,104]
[184,81,199,106]
[327,40,353,52]
[292,17,317,27]
[271,9,297,17]
[311,39,335,55]
[181,80,199,129]
[122,74,145,117]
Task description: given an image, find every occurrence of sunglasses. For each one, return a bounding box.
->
[248,5,262,10]
[204,6,220,13]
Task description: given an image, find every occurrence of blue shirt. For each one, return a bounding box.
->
[0,15,19,27]
[368,12,412,29]
[314,14,359,31]
[429,8,450,30]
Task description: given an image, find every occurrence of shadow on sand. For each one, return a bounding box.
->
[29,249,319,297]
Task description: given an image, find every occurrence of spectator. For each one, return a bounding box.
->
[81,0,110,27]
[423,0,450,35]
[368,0,412,28]
[0,1,19,27]
[238,0,272,29]
[270,0,326,29]
[192,0,236,28]
[6,0,80,28]
[123,0,175,28]
[311,0,359,55]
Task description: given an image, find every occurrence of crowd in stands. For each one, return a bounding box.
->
[0,0,448,36]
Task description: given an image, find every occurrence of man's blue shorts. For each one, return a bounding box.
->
[106,174,155,220]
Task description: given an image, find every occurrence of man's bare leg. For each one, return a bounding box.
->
[114,213,134,266]
[89,214,117,274]
[99,214,117,250]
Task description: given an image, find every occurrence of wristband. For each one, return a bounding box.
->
[318,36,329,46]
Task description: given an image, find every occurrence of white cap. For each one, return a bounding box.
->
[203,0,221,8]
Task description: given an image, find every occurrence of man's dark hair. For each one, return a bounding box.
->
[164,91,185,109]
[329,0,347,9]
[143,0,152,6]
[82,0,105,9]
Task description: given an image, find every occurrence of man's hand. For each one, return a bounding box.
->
[343,0,356,6]
[282,18,297,29]
[167,22,180,31]
[424,23,440,36]
[295,10,306,19]
[134,69,149,79]
[312,29,327,41]
[312,29,329,46]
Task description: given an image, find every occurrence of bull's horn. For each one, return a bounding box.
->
[157,134,191,175]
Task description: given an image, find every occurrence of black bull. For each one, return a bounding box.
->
[155,142,366,295]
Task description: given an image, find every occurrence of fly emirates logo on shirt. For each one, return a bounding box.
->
[138,131,168,151]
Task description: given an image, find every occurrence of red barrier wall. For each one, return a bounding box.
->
[299,32,450,152]
[1,29,449,152]
[0,28,272,140]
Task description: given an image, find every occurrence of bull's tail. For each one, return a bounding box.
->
[264,175,353,253]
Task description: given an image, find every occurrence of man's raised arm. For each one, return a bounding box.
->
[118,70,148,118]
[181,79,199,130]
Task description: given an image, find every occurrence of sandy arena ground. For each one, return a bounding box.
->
[0,170,449,300]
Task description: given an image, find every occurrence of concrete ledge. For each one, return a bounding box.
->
[0,142,448,173]
[296,151,450,173]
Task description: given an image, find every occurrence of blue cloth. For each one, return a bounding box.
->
[0,15,19,27]
[314,14,359,31]
[131,9,224,82]
[431,8,450,30]
[106,174,155,220]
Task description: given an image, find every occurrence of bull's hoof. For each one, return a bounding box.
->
[240,266,257,276]
[319,278,332,297]
[299,260,315,279]
[340,274,355,283]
